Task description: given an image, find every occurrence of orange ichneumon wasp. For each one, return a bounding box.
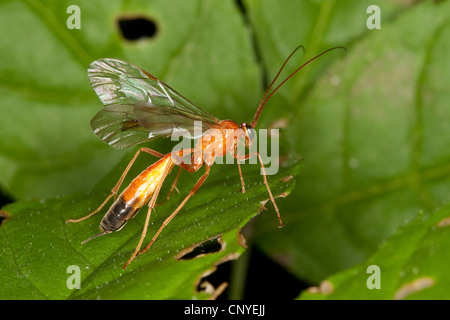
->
[66,46,345,269]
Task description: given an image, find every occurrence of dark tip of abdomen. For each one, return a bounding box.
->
[100,197,137,232]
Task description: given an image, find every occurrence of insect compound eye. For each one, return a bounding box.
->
[241,122,255,145]
[241,122,255,143]
[246,127,255,141]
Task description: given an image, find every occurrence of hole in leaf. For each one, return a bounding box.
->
[176,236,223,260]
[0,191,13,207]
[117,16,158,41]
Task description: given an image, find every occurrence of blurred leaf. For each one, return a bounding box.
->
[243,0,407,127]
[298,202,450,299]
[0,157,300,299]
[250,0,450,284]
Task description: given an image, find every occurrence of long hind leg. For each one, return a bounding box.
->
[65,147,164,224]
[122,149,195,268]
[156,167,182,207]
[122,156,175,269]
[138,166,211,255]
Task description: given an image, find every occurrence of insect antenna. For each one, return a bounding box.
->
[250,46,346,128]
[250,45,304,129]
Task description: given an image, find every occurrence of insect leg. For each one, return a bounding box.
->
[256,152,284,228]
[235,151,258,161]
[123,156,174,269]
[65,147,164,224]
[236,161,246,193]
[65,193,115,224]
[111,147,164,200]
[156,147,198,206]
[156,166,182,207]
[138,165,211,255]
[122,205,154,269]
[234,149,258,194]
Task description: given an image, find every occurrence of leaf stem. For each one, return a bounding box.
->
[228,242,252,300]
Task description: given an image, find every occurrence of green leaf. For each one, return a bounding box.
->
[298,202,450,299]
[3,0,450,300]
[247,0,450,284]
[0,158,300,299]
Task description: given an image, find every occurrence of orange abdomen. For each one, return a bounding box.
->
[99,154,174,232]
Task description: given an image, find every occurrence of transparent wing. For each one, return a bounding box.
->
[90,102,219,149]
[90,104,150,149]
[88,58,220,148]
